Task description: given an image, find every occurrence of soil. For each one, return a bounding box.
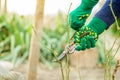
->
[15,48,120,80]
[16,62,120,80]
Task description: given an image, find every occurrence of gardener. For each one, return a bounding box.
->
[68,0,120,51]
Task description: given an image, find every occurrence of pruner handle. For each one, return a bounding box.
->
[70,31,90,45]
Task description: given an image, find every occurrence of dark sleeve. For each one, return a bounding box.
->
[95,0,120,28]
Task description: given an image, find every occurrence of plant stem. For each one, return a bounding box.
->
[66,54,70,80]
[59,61,65,80]
[67,2,72,20]
[103,0,120,80]
[108,1,120,79]
[105,38,118,80]
[52,50,65,80]
[113,44,120,59]
[112,60,120,80]
[109,0,120,30]
[65,2,72,80]
[103,33,107,80]
[106,38,117,57]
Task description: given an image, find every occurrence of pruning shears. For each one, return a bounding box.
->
[53,32,90,61]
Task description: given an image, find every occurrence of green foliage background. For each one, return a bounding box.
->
[0,13,70,67]
[0,14,32,65]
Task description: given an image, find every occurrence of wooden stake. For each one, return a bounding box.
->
[27,0,45,80]
[0,0,1,13]
[3,0,7,13]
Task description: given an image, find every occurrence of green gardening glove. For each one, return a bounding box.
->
[68,0,98,31]
[74,17,107,51]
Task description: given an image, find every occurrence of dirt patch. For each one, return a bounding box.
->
[15,62,120,80]
[13,48,120,80]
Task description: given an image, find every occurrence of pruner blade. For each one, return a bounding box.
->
[53,42,75,62]
[55,50,68,61]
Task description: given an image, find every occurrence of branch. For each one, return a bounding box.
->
[112,60,120,80]
[109,0,120,30]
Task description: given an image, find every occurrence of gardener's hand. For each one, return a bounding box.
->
[74,26,98,51]
[68,0,98,31]
[68,8,90,31]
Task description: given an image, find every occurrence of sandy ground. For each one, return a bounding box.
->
[14,48,120,80]
[15,62,120,80]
